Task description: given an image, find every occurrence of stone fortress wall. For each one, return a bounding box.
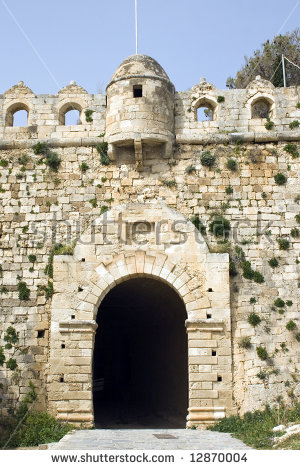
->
[0,54,300,427]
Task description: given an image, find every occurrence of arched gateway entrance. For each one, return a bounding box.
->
[93,277,188,428]
[48,203,233,428]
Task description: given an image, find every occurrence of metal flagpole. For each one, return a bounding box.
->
[282,54,287,88]
[135,0,138,54]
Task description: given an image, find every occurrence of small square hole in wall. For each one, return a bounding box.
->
[206,314,212,319]
[71,315,75,320]
[78,287,83,292]
[61,344,65,349]
[208,288,213,292]
[37,330,45,338]
[217,376,222,382]
[59,377,64,383]
[212,350,217,356]
[81,258,85,262]
[133,85,143,98]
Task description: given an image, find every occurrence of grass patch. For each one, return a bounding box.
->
[210,403,300,449]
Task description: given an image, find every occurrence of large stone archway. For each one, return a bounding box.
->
[48,203,233,427]
[93,276,188,428]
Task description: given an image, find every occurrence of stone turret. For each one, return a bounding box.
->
[106,54,175,170]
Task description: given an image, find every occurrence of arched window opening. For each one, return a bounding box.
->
[59,103,82,125]
[196,101,215,122]
[251,99,271,119]
[12,109,28,127]
[5,104,29,127]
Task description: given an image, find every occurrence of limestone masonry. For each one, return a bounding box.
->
[0,54,300,428]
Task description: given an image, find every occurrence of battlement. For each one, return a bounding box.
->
[0,74,299,149]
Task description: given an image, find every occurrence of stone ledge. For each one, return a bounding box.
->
[59,320,98,333]
[186,319,224,332]
[176,130,300,145]
[0,129,299,150]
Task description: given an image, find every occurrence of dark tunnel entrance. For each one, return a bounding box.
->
[93,277,188,428]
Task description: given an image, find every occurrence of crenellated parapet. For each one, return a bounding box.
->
[0,81,106,142]
[176,75,300,143]
[0,69,299,151]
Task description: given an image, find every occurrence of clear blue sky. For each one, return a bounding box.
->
[0,0,299,94]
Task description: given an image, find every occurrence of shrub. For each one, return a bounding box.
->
[229,258,238,277]
[161,179,177,188]
[37,281,53,299]
[239,336,251,349]
[45,152,61,172]
[286,300,293,307]
[274,173,287,185]
[85,109,94,123]
[253,271,264,283]
[256,370,267,380]
[284,143,299,158]
[277,238,290,250]
[16,411,72,447]
[6,358,18,370]
[250,297,256,304]
[295,333,300,342]
[289,120,299,129]
[54,242,76,255]
[274,298,285,308]
[101,176,107,183]
[200,151,216,168]
[190,215,206,234]
[241,261,254,280]
[262,192,267,199]
[18,281,30,301]
[268,257,278,268]
[209,216,231,238]
[248,313,261,327]
[33,142,47,155]
[18,155,29,165]
[185,164,196,174]
[89,198,97,208]
[291,228,300,238]
[0,159,8,167]
[297,103,300,109]
[265,118,274,130]
[286,320,297,331]
[256,346,268,360]
[100,205,109,215]
[80,162,89,172]
[96,142,110,165]
[295,214,300,224]
[28,254,36,263]
[226,158,238,171]
[225,185,233,194]
[217,95,225,103]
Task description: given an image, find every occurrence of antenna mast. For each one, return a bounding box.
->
[135,0,138,54]
[282,54,286,87]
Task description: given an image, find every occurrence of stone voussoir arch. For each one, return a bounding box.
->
[88,251,196,321]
